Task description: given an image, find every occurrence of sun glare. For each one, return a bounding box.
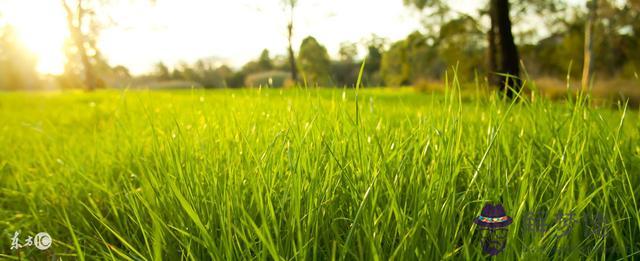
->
[3,1,68,75]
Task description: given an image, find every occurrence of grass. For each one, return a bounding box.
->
[0,79,639,259]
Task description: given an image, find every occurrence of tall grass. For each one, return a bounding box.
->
[0,75,639,259]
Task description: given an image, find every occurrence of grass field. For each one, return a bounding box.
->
[1,84,639,259]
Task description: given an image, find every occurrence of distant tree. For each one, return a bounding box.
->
[519,0,638,79]
[404,0,521,97]
[171,68,184,81]
[361,34,388,51]
[61,0,101,90]
[241,60,262,76]
[363,46,383,86]
[61,0,155,90]
[437,16,485,80]
[338,42,358,62]
[380,31,444,86]
[175,62,199,83]
[214,65,233,87]
[158,60,230,88]
[154,62,171,81]
[298,36,331,86]
[194,59,215,87]
[380,40,410,86]
[361,34,388,86]
[228,71,246,88]
[282,0,299,83]
[365,46,382,74]
[272,54,291,71]
[98,64,132,87]
[333,42,359,86]
[258,49,273,71]
[112,65,131,79]
[621,0,640,77]
[232,50,295,88]
[401,31,443,82]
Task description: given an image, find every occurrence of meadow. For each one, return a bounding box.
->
[0,82,639,259]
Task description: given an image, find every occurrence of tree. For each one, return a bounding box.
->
[61,0,155,90]
[298,36,331,86]
[112,65,131,79]
[582,0,597,89]
[621,0,640,78]
[258,49,274,71]
[338,42,358,62]
[161,60,231,88]
[282,0,299,83]
[438,16,485,80]
[361,34,388,86]
[404,0,522,97]
[405,31,438,81]
[214,65,233,87]
[380,31,441,87]
[363,45,383,86]
[489,0,521,98]
[332,42,359,87]
[61,0,100,90]
[175,62,199,83]
[380,40,409,87]
[272,54,292,71]
[478,0,522,97]
[365,45,382,74]
[154,62,171,81]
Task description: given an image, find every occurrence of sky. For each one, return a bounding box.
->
[0,0,483,75]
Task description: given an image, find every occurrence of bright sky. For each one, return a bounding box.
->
[0,0,483,75]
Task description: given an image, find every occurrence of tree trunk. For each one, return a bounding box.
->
[581,0,597,90]
[76,33,97,91]
[287,21,298,83]
[490,0,521,99]
[62,0,97,91]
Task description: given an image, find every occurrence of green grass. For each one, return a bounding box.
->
[0,82,639,260]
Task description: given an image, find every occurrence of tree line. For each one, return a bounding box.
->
[0,0,639,93]
[146,35,384,89]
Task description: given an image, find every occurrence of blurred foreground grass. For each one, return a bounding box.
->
[0,86,639,260]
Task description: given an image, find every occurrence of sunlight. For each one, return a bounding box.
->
[2,0,68,74]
